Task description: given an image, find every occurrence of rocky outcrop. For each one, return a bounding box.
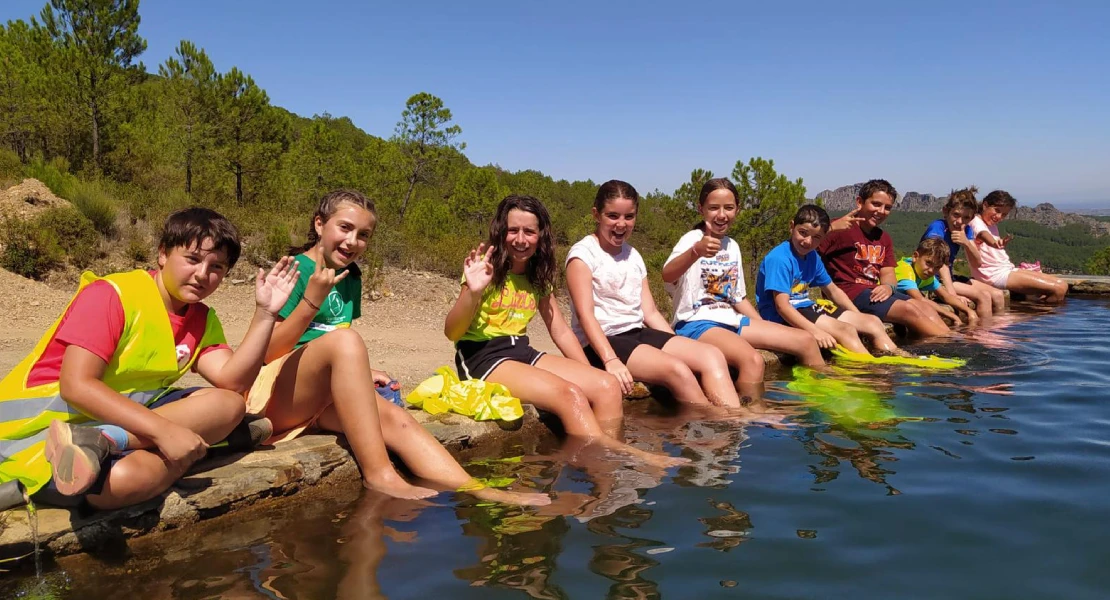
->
[815,183,1110,237]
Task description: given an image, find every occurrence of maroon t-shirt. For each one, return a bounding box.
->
[817,225,896,301]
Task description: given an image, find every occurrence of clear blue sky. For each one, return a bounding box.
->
[5,0,1109,207]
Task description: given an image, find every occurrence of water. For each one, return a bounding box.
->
[5,298,1110,599]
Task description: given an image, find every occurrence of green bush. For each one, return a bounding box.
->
[37,206,101,269]
[1086,246,1110,275]
[23,158,77,200]
[0,148,22,183]
[125,231,150,265]
[71,180,118,236]
[258,222,292,264]
[1,217,63,280]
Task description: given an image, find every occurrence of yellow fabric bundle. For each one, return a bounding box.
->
[406,366,524,422]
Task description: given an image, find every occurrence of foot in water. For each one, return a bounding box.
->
[469,485,552,507]
[363,469,438,500]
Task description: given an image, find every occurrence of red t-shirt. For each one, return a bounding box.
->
[817,225,896,301]
[26,274,229,388]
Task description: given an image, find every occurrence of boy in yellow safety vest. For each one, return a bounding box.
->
[0,208,298,511]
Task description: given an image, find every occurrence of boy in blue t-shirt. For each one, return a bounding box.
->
[895,238,976,326]
[756,205,905,356]
[920,187,1002,318]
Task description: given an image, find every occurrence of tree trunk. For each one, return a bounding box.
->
[89,72,100,169]
[399,173,417,221]
[235,162,243,204]
[185,148,192,194]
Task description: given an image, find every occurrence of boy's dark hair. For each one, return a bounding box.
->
[594,180,640,212]
[792,204,831,232]
[693,178,739,232]
[981,190,1016,212]
[915,237,950,266]
[487,195,556,296]
[858,179,898,203]
[943,186,979,215]
[160,207,241,268]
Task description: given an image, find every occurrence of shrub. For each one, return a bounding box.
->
[1087,246,1110,275]
[0,148,21,184]
[1,217,63,280]
[125,229,150,265]
[23,158,76,200]
[258,223,292,264]
[37,206,101,269]
[71,180,118,236]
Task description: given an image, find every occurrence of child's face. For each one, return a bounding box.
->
[944,208,975,231]
[504,208,541,266]
[158,238,230,305]
[912,252,941,279]
[699,188,738,236]
[856,191,894,230]
[314,202,375,268]
[789,221,827,255]
[593,197,637,251]
[981,204,1010,227]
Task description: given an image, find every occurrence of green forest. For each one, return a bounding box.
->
[2,0,1108,304]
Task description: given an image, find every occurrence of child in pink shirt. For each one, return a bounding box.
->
[968,190,1068,303]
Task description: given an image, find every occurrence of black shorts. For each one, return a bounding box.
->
[584,327,674,367]
[799,301,846,323]
[953,274,971,284]
[455,335,544,381]
[852,288,911,321]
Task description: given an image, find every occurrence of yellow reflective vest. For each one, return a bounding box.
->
[0,270,225,495]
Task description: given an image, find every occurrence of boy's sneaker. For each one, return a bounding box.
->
[44,420,111,496]
[222,415,273,451]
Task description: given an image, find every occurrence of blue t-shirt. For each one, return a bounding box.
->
[756,241,833,323]
[921,219,973,267]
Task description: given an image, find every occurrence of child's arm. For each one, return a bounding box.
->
[926,297,961,325]
[772,293,836,348]
[661,234,717,284]
[821,283,861,313]
[732,298,762,322]
[266,255,349,362]
[934,285,978,323]
[444,245,494,342]
[566,258,634,394]
[197,259,300,393]
[539,295,590,364]
[936,264,960,299]
[870,267,898,302]
[60,347,208,471]
[640,278,674,332]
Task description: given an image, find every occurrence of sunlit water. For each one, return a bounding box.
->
[5,298,1110,599]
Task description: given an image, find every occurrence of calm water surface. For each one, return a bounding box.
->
[7,298,1110,599]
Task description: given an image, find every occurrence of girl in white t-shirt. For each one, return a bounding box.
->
[968,190,1068,303]
[662,178,825,396]
[565,180,742,408]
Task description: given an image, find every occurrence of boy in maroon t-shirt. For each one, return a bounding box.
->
[817,179,949,338]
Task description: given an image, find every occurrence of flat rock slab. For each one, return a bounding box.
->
[1061,275,1110,295]
[0,407,543,563]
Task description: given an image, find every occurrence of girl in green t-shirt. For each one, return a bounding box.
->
[445,195,687,469]
[248,189,549,506]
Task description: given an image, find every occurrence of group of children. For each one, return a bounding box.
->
[0,178,1069,513]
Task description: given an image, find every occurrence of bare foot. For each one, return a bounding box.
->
[615,442,690,468]
[363,469,438,500]
[469,486,553,507]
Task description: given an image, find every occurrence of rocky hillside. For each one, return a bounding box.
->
[815,183,1110,237]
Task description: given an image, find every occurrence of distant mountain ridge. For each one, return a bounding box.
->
[815,183,1110,237]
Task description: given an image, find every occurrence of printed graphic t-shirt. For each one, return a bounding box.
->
[459,272,541,342]
[755,241,833,323]
[26,272,229,387]
[894,257,941,293]
[278,254,361,348]
[818,225,896,301]
[566,235,647,345]
[921,218,973,268]
[665,229,746,328]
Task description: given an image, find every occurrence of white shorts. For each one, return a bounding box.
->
[977,266,1015,290]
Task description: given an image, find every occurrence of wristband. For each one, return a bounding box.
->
[302,296,320,312]
[604,357,620,364]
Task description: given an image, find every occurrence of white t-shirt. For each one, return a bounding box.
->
[566,235,647,345]
[968,215,1015,281]
[665,229,746,328]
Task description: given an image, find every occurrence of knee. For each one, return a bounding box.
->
[321,328,368,358]
[705,347,731,377]
[209,388,246,422]
[667,360,697,385]
[564,382,593,411]
[830,321,853,337]
[1055,280,1069,296]
[743,353,766,379]
[378,399,414,430]
[597,374,623,404]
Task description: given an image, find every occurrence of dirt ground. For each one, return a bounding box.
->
[0,265,561,389]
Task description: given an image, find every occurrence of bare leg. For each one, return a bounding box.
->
[1005,270,1069,304]
[738,319,825,367]
[970,278,1006,313]
[87,388,244,510]
[264,328,435,500]
[838,311,901,353]
[695,328,765,406]
[659,337,741,407]
[534,354,624,438]
[814,314,869,354]
[487,361,687,468]
[319,397,550,506]
[954,281,992,318]
[622,344,710,405]
[884,299,950,337]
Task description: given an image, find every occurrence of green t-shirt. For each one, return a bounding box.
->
[460,273,541,342]
[278,254,362,348]
[894,256,941,293]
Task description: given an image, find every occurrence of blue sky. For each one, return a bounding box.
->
[5,0,1109,207]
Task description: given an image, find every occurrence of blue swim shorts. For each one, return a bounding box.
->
[673,317,751,341]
